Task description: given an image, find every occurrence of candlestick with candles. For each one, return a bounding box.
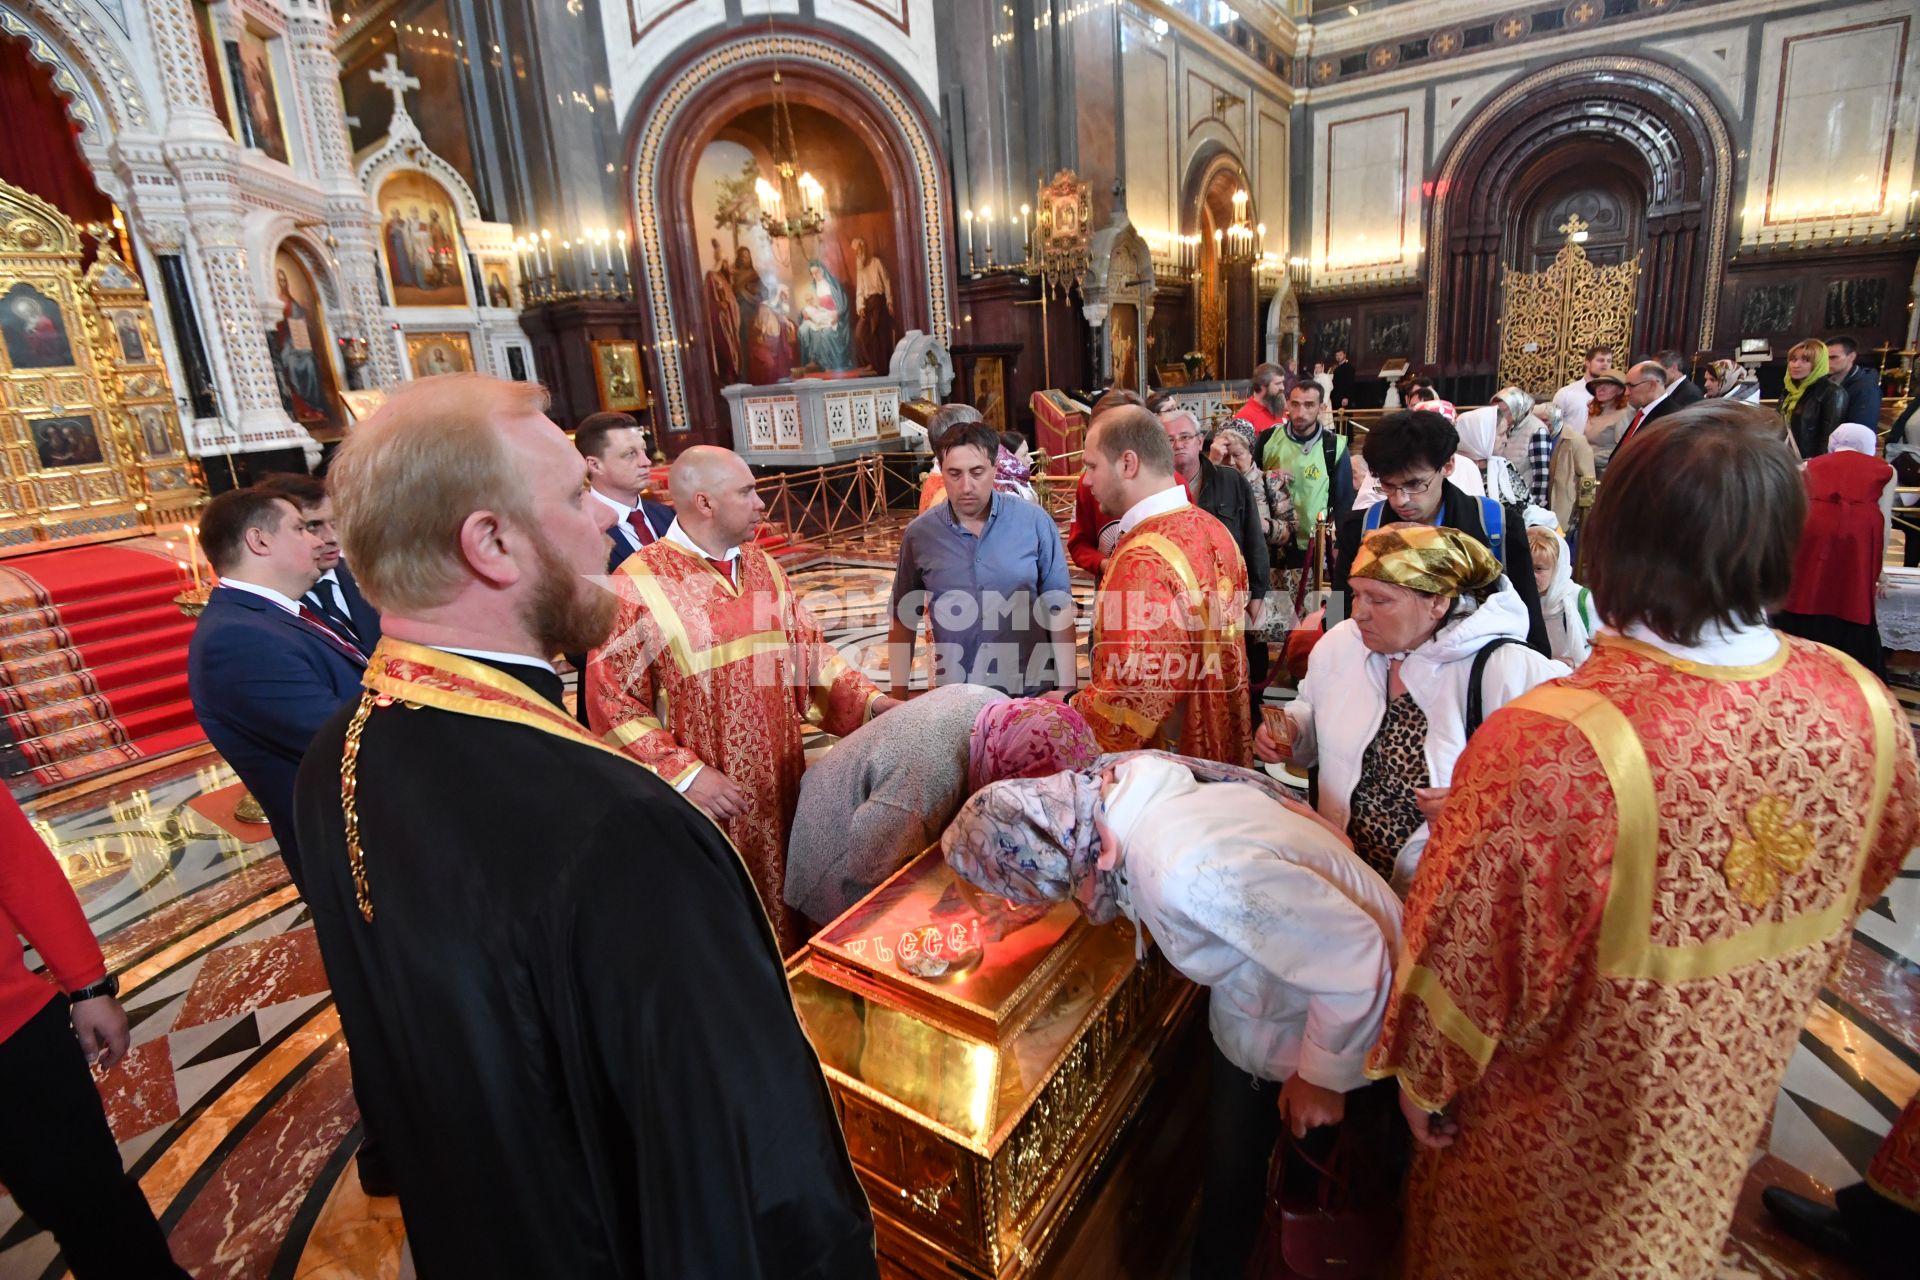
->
[980,205,995,270]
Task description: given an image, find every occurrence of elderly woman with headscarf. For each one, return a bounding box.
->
[1527,525,1596,667]
[1782,338,1845,458]
[1703,358,1762,404]
[1775,423,1895,677]
[942,749,1403,1278]
[1533,402,1596,540]
[992,431,1039,503]
[1255,525,1567,891]
[784,687,1096,926]
[1453,387,1537,505]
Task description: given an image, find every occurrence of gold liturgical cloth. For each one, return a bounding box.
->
[789,849,1198,1278]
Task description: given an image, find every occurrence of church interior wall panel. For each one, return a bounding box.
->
[1742,2,1918,247]
[1071,2,1120,232]
[1646,25,1752,122]
[813,1,938,112]
[1296,289,1423,392]
[1718,246,1919,374]
[1314,94,1422,280]
[1120,12,1175,244]
[1256,105,1287,260]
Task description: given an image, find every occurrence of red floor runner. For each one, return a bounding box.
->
[2,544,183,601]
[0,543,200,796]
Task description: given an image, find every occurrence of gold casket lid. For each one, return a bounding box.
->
[789,847,1142,1156]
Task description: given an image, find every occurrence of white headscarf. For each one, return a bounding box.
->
[1454,405,1498,461]
[1828,423,1878,456]
[1533,527,1592,667]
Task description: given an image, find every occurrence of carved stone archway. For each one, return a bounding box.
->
[629,30,951,441]
[1424,57,1733,377]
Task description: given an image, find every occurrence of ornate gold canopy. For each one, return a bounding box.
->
[0,180,198,555]
[1495,215,1642,396]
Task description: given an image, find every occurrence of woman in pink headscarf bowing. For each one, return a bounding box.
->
[784,687,1097,929]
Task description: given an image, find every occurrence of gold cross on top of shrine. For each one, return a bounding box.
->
[1559,214,1591,238]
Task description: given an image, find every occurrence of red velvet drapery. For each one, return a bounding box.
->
[0,34,114,242]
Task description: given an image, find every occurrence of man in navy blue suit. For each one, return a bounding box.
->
[185,486,393,1197]
[186,487,367,889]
[259,473,381,652]
[576,411,672,574]
[567,412,672,724]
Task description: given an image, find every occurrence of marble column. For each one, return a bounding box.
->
[140,0,300,453]
[284,0,400,388]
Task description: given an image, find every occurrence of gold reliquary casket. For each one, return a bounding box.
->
[788,848,1204,1279]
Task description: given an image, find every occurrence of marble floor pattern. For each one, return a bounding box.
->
[0,558,1913,1278]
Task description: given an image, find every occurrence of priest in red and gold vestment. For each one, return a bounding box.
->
[1067,407,1250,766]
[1367,410,1920,1280]
[587,447,897,951]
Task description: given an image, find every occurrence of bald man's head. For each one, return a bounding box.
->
[668,445,763,552]
[668,445,751,500]
[1625,360,1669,409]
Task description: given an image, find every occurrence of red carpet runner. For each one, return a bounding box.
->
[0,544,202,797]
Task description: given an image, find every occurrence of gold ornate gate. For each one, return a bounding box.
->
[1495,216,1642,396]
[0,181,198,555]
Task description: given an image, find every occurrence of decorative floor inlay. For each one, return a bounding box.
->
[0,557,1910,1279]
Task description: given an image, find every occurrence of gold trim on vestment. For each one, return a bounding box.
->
[1594,631,1792,681]
[619,551,791,676]
[365,640,639,764]
[1399,964,1498,1066]
[1075,693,1170,747]
[1508,651,1896,983]
[652,534,746,598]
[344,640,784,949]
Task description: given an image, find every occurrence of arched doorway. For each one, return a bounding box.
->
[1424,58,1733,389]
[1513,146,1646,271]
[1181,149,1256,381]
[630,30,950,444]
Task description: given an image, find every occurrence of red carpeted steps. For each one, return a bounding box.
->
[0,543,202,797]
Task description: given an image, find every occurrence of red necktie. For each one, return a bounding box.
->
[626,509,655,546]
[705,556,734,585]
[1620,409,1647,450]
[299,604,368,664]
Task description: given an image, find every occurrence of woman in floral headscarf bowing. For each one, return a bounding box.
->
[942,750,1402,1278]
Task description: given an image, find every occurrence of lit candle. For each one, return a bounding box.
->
[963,208,974,263]
[1020,202,1032,261]
[615,228,628,291]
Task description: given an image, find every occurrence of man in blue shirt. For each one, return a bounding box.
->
[888,417,1076,696]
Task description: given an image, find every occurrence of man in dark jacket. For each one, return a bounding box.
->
[1163,407,1271,699]
[1331,409,1549,654]
[1828,335,1883,429]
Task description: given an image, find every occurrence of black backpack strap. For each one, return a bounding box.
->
[1321,428,1338,479]
[1466,636,1525,737]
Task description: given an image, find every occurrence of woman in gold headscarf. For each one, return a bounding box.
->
[1781,338,1844,458]
[1254,524,1567,892]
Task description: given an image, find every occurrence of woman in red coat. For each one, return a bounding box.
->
[1775,422,1894,677]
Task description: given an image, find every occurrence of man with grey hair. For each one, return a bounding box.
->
[1164,408,1269,704]
[294,376,878,1276]
[1061,406,1252,765]
[1616,357,1701,455]
[925,401,983,443]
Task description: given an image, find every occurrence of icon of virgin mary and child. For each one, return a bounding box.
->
[796,259,856,373]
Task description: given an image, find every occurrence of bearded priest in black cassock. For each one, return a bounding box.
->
[293,374,877,1279]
